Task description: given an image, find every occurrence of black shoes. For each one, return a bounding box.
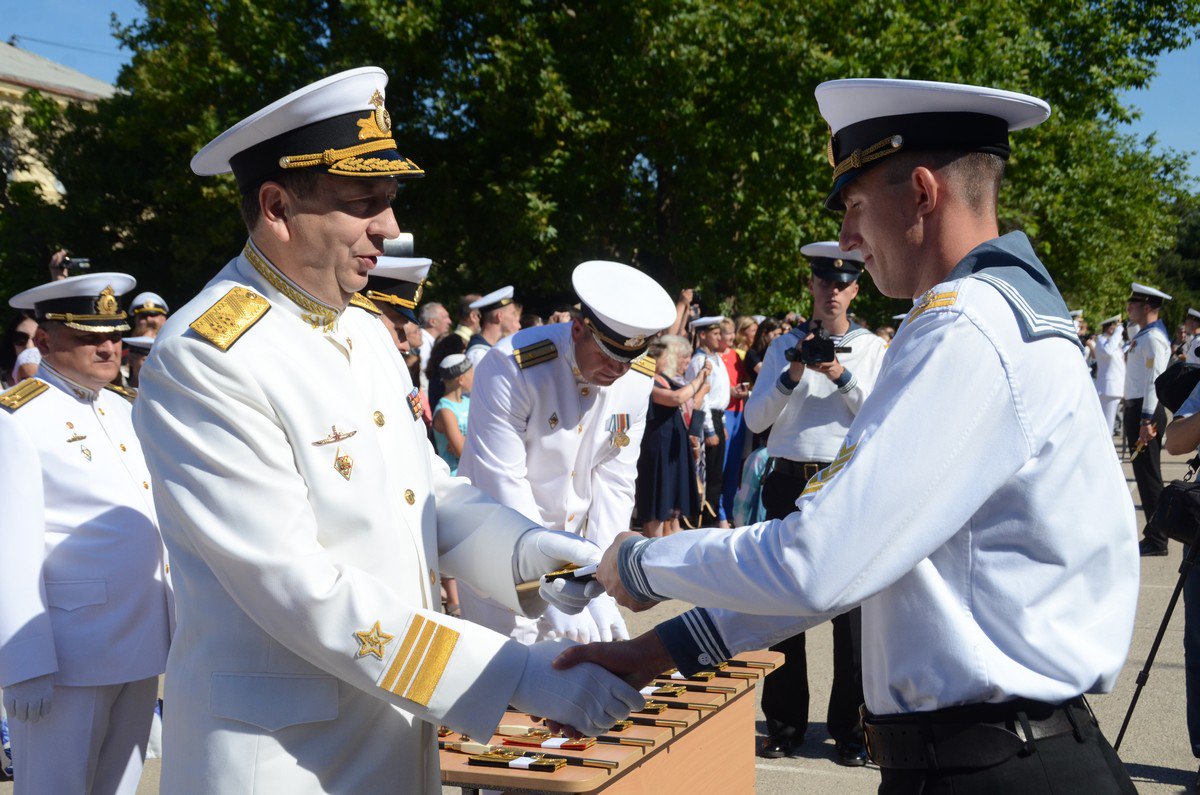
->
[1139,539,1168,557]
[759,732,802,759]
[835,741,868,766]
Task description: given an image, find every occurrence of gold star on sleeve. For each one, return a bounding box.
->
[354,621,395,660]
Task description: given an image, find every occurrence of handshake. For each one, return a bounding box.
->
[510,529,673,738]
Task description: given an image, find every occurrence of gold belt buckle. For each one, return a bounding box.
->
[803,463,819,480]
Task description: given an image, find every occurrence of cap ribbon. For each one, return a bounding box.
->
[830,134,905,181]
[279,137,398,170]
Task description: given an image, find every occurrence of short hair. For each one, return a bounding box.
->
[658,334,691,376]
[239,170,324,231]
[879,150,1005,214]
[719,317,735,332]
[418,302,445,328]
[458,294,481,322]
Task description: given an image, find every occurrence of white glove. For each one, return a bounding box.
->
[515,529,605,614]
[510,639,644,737]
[539,604,602,643]
[586,594,629,642]
[4,674,54,724]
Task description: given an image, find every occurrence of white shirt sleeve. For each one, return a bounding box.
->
[743,335,794,434]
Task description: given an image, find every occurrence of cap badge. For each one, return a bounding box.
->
[96,286,118,315]
[357,89,392,141]
[834,259,844,269]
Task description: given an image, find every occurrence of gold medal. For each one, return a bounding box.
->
[614,431,630,448]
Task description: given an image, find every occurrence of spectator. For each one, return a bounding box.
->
[720,317,751,523]
[636,337,711,537]
[433,354,473,475]
[744,318,782,385]
[686,316,730,527]
[735,315,758,356]
[2,315,39,388]
[418,301,451,392]
[521,313,544,329]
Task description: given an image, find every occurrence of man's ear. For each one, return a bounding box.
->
[570,317,586,342]
[258,181,293,243]
[911,166,940,220]
[33,326,52,356]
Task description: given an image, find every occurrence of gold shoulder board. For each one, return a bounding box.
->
[512,339,558,370]
[104,384,138,402]
[350,293,382,315]
[0,379,49,412]
[630,355,656,377]
[190,288,271,351]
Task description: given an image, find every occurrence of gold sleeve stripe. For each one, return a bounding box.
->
[0,379,49,411]
[513,340,558,369]
[190,288,271,351]
[350,293,382,315]
[630,355,656,376]
[800,442,858,496]
[378,615,461,707]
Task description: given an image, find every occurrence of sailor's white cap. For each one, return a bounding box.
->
[571,261,675,362]
[130,291,169,316]
[800,241,865,282]
[1100,315,1122,326]
[192,67,423,192]
[1069,309,1083,319]
[10,273,137,333]
[470,286,516,314]
[689,315,725,331]
[438,353,472,379]
[1129,282,1172,302]
[122,335,155,353]
[1187,308,1200,322]
[815,78,1051,210]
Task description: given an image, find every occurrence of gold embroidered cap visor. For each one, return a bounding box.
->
[815,78,1050,211]
[190,66,424,193]
[9,272,136,333]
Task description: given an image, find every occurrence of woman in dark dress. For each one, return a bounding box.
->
[636,336,712,537]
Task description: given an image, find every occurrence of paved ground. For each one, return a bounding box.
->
[3,441,1197,794]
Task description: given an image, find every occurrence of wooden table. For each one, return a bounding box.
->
[440,650,783,794]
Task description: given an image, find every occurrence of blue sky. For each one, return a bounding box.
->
[4,2,1199,180]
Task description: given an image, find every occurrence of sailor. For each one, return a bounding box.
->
[566,78,1139,794]
[458,260,676,644]
[743,242,888,765]
[0,273,172,795]
[686,315,731,526]
[128,291,169,338]
[466,286,520,366]
[1093,314,1125,436]
[1123,282,1173,555]
[120,335,155,391]
[132,67,640,795]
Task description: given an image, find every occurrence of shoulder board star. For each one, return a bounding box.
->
[513,339,558,370]
[349,293,382,315]
[104,383,138,402]
[630,355,656,377]
[0,379,49,412]
[190,287,271,351]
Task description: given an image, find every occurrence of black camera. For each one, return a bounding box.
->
[785,320,851,365]
[63,256,91,270]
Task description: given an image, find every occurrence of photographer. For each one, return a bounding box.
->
[742,242,887,764]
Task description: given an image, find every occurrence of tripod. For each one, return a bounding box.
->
[1114,537,1200,751]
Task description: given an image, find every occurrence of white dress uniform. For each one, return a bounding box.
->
[686,348,730,437]
[0,363,172,795]
[134,242,553,794]
[1124,319,1171,412]
[1093,321,1126,434]
[620,231,1139,717]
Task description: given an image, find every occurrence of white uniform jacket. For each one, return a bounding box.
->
[0,366,172,690]
[134,242,545,795]
[743,325,887,463]
[1186,333,1200,365]
[1123,319,1171,414]
[620,233,1139,716]
[1093,326,1126,398]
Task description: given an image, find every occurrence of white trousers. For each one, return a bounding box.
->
[1099,394,1122,436]
[10,676,157,795]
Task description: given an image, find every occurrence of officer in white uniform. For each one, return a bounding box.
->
[568,79,1140,794]
[128,291,169,338]
[686,316,731,524]
[358,246,433,355]
[133,68,641,795]
[458,261,676,644]
[1093,314,1125,436]
[1123,282,1173,555]
[743,242,887,764]
[0,273,173,795]
[466,286,519,366]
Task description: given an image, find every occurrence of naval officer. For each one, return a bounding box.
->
[563,78,1139,793]
[128,291,169,338]
[458,261,676,644]
[1093,315,1125,436]
[132,67,641,795]
[1123,282,1172,555]
[0,273,173,795]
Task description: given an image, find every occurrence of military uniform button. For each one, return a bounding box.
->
[570,470,576,477]
[577,426,583,434]
[165,564,170,574]
[580,386,590,397]
[405,489,416,505]
[120,444,127,452]
[98,407,106,415]
[373,411,385,427]
[143,481,150,489]
[698,653,713,666]
[429,568,436,585]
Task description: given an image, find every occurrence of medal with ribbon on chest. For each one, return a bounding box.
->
[607,414,631,448]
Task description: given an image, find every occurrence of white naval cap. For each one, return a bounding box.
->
[1100,315,1122,326]
[10,272,137,333]
[470,286,515,314]
[572,260,676,362]
[1129,282,1172,303]
[816,78,1051,210]
[892,313,909,321]
[191,67,423,192]
[800,240,865,283]
[363,255,433,323]
[438,353,472,379]
[122,335,155,353]
[689,315,726,331]
[130,291,169,316]
[1069,309,1083,319]
[1188,308,1200,321]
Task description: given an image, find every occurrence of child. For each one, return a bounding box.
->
[433,354,472,476]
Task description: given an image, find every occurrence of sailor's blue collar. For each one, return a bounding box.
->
[1133,318,1168,338]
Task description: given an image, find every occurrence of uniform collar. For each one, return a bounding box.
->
[1135,318,1167,338]
[239,238,342,332]
[37,361,100,402]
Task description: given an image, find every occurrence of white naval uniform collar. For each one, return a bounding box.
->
[240,238,345,333]
[37,361,102,403]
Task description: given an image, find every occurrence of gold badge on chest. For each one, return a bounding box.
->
[65,421,86,444]
[80,444,92,461]
[548,412,559,430]
[313,426,357,446]
[334,446,354,480]
[607,414,631,448]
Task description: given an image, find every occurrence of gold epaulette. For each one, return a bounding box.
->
[189,287,271,351]
[630,355,656,377]
[512,339,557,370]
[0,379,48,412]
[350,293,382,315]
[105,383,137,402]
[908,289,958,322]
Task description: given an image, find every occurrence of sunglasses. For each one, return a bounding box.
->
[13,331,30,346]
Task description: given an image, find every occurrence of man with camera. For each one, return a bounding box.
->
[741,241,887,764]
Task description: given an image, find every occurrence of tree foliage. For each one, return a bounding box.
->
[1,0,1197,328]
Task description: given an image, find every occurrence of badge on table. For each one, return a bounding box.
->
[354,621,394,660]
[607,414,630,448]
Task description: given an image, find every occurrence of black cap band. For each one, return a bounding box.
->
[580,304,650,362]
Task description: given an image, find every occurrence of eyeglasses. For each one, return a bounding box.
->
[12,331,30,346]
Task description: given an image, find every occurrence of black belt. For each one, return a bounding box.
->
[770,458,829,481]
[861,697,1091,770]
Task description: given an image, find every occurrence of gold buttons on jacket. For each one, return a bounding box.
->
[98,407,106,415]
[580,386,590,397]
[405,489,416,505]
[373,411,385,427]
[120,444,127,452]
[165,564,170,574]
[429,568,437,585]
[143,481,150,489]
[577,425,583,434]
